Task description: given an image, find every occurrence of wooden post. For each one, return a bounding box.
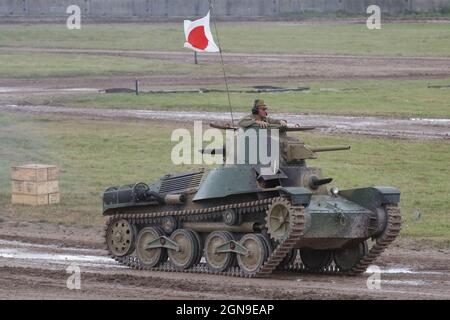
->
[194,51,198,65]
[135,79,139,95]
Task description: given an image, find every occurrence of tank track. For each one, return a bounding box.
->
[348,204,401,275]
[105,203,400,277]
[104,197,305,278]
[283,204,402,275]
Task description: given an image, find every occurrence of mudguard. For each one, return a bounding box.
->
[277,187,312,206]
[339,186,400,211]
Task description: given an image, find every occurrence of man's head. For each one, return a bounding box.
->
[252,99,268,118]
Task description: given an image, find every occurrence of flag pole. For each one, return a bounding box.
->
[209,0,235,128]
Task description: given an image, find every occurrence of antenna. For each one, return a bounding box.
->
[209,0,235,127]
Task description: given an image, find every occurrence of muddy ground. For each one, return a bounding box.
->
[0,218,448,300]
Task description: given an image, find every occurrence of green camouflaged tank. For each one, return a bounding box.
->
[102,124,401,277]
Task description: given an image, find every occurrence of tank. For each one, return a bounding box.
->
[102,123,401,277]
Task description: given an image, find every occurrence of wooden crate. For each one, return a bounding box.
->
[11,164,60,206]
[11,164,59,182]
[12,180,59,195]
[48,192,60,204]
[11,193,60,206]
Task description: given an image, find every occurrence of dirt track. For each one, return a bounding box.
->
[1,104,449,140]
[0,219,448,300]
[1,48,450,91]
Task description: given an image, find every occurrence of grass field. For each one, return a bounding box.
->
[1,22,449,119]
[0,52,258,78]
[1,23,450,56]
[0,112,448,243]
[22,78,450,118]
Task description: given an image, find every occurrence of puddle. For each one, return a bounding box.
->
[382,280,427,286]
[0,240,125,268]
[0,239,104,255]
[0,247,112,263]
[410,118,450,124]
[366,266,446,275]
[0,88,20,93]
[59,88,98,92]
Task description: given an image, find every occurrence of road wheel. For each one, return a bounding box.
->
[333,241,368,271]
[204,231,235,272]
[300,248,333,271]
[136,226,167,268]
[168,229,198,270]
[237,234,268,275]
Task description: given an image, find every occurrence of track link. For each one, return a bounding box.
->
[257,205,305,277]
[348,204,401,275]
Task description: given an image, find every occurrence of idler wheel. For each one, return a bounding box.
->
[106,219,135,257]
[136,227,167,267]
[333,241,368,271]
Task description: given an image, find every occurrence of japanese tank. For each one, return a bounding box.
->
[102,123,401,277]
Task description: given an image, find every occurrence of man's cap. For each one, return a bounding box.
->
[254,99,266,108]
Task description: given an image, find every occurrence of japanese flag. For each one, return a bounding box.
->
[184,11,220,53]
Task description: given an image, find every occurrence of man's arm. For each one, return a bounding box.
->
[238,115,257,128]
[266,117,287,126]
[266,117,281,125]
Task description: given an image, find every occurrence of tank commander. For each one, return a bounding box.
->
[238,99,287,129]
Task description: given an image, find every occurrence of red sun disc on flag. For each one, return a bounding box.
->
[187,26,209,50]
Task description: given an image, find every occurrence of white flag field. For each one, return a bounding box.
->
[184,11,220,53]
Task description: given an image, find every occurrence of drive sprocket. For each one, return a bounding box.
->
[265,197,294,241]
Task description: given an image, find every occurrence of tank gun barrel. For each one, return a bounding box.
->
[309,145,351,152]
[255,124,326,131]
[210,123,237,130]
[209,123,327,132]
[283,126,326,132]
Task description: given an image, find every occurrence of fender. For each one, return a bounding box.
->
[339,186,400,211]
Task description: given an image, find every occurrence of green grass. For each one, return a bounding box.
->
[32,79,450,118]
[1,23,450,56]
[0,52,255,79]
[0,113,200,227]
[0,112,448,241]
